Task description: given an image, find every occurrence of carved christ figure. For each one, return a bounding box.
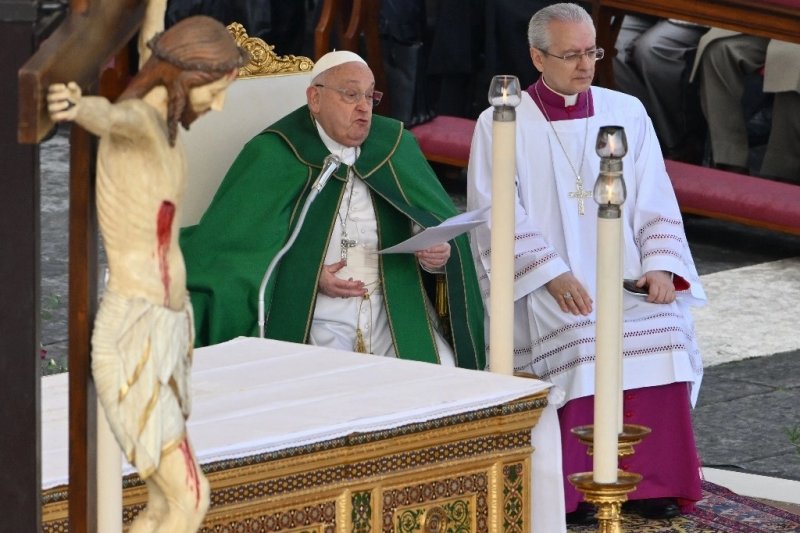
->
[47,7,246,531]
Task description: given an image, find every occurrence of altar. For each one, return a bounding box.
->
[42,337,565,532]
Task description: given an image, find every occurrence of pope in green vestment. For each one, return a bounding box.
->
[180,103,486,370]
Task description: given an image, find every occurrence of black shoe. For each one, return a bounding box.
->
[566,502,597,525]
[664,141,704,165]
[759,173,800,186]
[625,497,681,519]
[714,163,750,175]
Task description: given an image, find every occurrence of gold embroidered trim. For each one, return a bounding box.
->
[120,336,151,402]
[138,380,160,438]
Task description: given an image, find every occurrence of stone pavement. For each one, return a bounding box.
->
[39,127,800,487]
[683,214,800,484]
[694,350,800,482]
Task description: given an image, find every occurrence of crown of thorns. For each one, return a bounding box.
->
[147,31,249,72]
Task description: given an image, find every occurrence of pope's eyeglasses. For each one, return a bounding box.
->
[539,47,605,64]
[314,84,383,107]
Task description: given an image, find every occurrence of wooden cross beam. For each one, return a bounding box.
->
[18,1,146,531]
[19,0,145,143]
[0,3,52,530]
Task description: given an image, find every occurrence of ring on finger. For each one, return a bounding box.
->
[563,291,573,300]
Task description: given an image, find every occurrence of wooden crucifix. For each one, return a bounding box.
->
[18,1,146,531]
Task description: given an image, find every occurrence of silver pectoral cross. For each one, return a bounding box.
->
[340,235,358,261]
[569,179,593,215]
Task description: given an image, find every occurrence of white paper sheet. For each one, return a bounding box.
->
[378,206,489,254]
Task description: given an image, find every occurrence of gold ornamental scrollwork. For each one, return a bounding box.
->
[423,506,449,533]
[226,22,314,78]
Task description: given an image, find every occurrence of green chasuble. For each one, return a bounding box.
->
[180,106,485,369]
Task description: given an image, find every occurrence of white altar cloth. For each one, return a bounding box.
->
[42,337,566,532]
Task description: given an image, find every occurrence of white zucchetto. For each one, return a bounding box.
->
[310,50,368,83]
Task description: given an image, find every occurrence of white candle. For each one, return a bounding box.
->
[618,223,624,435]
[489,116,516,376]
[487,75,520,376]
[489,92,522,108]
[97,399,123,532]
[593,216,622,483]
[607,135,618,155]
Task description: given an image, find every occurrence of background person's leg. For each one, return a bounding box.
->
[612,14,658,105]
[699,34,768,171]
[761,91,800,183]
[631,20,708,159]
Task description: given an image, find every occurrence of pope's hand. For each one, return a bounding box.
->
[47,82,81,122]
[546,272,593,316]
[637,270,675,304]
[416,242,450,270]
[317,260,368,299]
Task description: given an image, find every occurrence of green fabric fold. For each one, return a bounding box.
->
[180,105,485,369]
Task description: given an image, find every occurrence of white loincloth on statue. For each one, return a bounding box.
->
[92,290,194,478]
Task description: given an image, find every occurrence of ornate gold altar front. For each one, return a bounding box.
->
[42,391,548,532]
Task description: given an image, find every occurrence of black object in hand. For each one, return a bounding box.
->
[623,279,649,295]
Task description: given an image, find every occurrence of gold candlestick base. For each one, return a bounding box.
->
[571,424,652,457]
[568,471,642,533]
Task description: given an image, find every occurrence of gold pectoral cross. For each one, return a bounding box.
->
[569,180,593,215]
[340,236,358,261]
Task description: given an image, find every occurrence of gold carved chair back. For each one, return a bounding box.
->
[179,23,314,227]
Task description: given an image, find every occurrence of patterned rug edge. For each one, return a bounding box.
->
[567,480,800,533]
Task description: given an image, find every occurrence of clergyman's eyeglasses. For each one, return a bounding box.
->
[539,47,605,64]
[314,84,383,107]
